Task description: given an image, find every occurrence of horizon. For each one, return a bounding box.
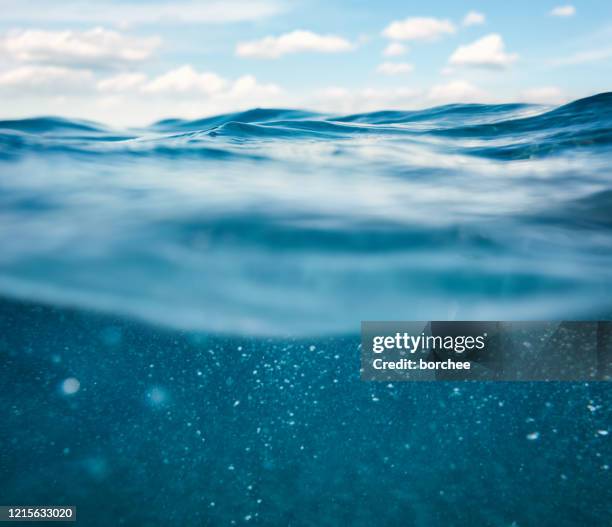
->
[2,90,610,129]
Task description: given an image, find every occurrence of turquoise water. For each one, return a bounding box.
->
[1,299,611,525]
[1,93,612,333]
[1,93,611,525]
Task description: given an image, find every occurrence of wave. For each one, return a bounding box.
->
[0,116,105,133]
[152,108,319,132]
[1,93,612,334]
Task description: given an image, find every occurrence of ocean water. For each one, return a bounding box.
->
[1,93,611,525]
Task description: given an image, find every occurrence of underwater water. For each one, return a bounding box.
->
[0,93,611,525]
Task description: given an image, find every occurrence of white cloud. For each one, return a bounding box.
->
[310,86,422,114]
[550,5,576,17]
[0,65,93,92]
[95,74,284,124]
[0,27,160,67]
[520,86,566,104]
[97,65,281,100]
[142,65,227,95]
[383,42,408,57]
[0,0,283,25]
[236,30,353,58]
[226,74,282,99]
[552,47,612,65]
[0,63,285,125]
[428,80,486,103]
[97,72,148,92]
[463,11,486,27]
[382,17,455,42]
[449,34,518,68]
[377,62,414,75]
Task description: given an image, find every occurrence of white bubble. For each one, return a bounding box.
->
[61,377,80,395]
[526,432,540,441]
[147,386,168,405]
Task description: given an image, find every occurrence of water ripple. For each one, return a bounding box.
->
[1,93,611,334]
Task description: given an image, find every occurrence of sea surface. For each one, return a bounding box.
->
[1,93,611,525]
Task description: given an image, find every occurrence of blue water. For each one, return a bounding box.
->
[2,93,612,333]
[1,93,611,525]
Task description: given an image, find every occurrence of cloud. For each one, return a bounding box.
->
[96,72,148,92]
[0,65,94,93]
[96,65,282,100]
[462,11,485,26]
[226,74,282,99]
[0,60,281,98]
[95,72,284,124]
[382,17,455,41]
[0,0,283,25]
[310,86,422,114]
[383,42,408,57]
[0,28,160,68]
[236,30,353,58]
[520,86,566,104]
[142,65,227,95]
[449,34,518,68]
[552,47,612,65]
[550,5,576,17]
[377,62,414,75]
[0,63,285,125]
[427,80,486,103]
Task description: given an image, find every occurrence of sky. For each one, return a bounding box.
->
[0,0,611,125]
